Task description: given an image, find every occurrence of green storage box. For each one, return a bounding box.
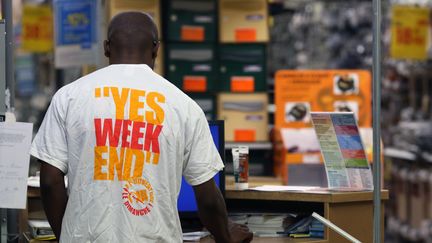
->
[189,94,215,120]
[167,0,217,42]
[166,43,218,93]
[219,44,267,92]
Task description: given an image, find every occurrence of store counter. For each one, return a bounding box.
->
[223,176,389,243]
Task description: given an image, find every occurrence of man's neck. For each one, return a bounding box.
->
[109,61,154,70]
[109,56,154,68]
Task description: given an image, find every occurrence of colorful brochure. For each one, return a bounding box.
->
[310,112,373,190]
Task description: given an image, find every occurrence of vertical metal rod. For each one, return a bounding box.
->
[372,0,382,242]
[2,3,18,242]
[0,20,5,117]
[2,0,14,110]
[0,5,5,243]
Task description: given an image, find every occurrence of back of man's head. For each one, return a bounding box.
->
[104,12,159,66]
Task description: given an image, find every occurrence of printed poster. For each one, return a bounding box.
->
[54,0,98,68]
[311,112,373,190]
[275,70,372,129]
[22,4,53,52]
[390,5,430,60]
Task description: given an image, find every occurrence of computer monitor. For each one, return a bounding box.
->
[177,120,225,226]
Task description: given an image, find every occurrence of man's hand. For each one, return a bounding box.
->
[193,179,253,243]
[228,220,253,243]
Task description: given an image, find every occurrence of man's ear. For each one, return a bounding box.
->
[152,41,160,59]
[104,40,110,58]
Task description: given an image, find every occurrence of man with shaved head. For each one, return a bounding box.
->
[31,12,252,243]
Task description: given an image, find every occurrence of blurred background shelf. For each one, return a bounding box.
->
[225,142,273,150]
[384,147,416,161]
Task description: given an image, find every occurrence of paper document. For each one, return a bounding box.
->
[0,122,33,209]
[311,112,373,191]
[251,185,320,192]
[28,219,51,229]
[182,231,210,241]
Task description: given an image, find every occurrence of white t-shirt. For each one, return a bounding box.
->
[30,64,224,243]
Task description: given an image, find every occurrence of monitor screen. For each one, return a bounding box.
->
[177,120,225,214]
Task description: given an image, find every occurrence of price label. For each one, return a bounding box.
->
[22,5,53,52]
[391,5,430,60]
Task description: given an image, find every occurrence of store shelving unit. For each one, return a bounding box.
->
[384,147,416,161]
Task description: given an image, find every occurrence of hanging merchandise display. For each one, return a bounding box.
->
[390,5,430,61]
[382,1,432,242]
[269,2,373,71]
[53,0,99,68]
[21,4,53,52]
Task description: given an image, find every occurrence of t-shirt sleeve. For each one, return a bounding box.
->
[183,106,224,186]
[30,92,68,174]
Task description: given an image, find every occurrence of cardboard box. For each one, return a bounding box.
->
[167,0,217,42]
[219,44,267,92]
[217,93,268,142]
[166,43,217,93]
[108,0,163,75]
[219,0,269,43]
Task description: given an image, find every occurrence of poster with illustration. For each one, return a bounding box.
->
[333,73,359,95]
[285,102,310,123]
[54,0,99,68]
[275,70,371,129]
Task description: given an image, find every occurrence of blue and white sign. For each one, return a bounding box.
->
[54,0,99,68]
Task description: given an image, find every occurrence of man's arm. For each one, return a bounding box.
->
[39,160,68,240]
[193,179,253,243]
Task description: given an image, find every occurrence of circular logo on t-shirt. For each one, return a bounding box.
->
[122,178,154,216]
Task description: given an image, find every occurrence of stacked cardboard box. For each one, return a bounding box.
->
[217,0,269,142]
[166,43,217,92]
[108,0,164,75]
[218,93,268,142]
[167,0,217,42]
[165,0,218,119]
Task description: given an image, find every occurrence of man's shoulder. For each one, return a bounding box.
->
[151,74,197,106]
